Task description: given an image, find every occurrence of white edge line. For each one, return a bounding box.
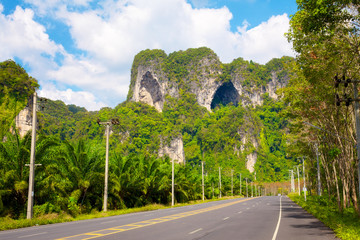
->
[272,196,282,240]
[189,228,203,235]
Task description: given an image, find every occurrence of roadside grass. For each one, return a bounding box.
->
[288,193,360,240]
[0,196,242,231]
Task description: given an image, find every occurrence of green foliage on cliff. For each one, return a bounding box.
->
[0,60,39,139]
[128,47,221,97]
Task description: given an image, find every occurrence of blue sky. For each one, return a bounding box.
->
[0,0,298,111]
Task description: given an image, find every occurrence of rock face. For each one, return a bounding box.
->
[128,48,290,112]
[129,48,292,172]
[14,97,33,138]
[158,137,185,164]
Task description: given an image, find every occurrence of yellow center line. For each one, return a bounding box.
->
[55,197,256,240]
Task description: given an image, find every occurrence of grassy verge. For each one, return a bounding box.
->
[0,196,241,231]
[288,193,360,240]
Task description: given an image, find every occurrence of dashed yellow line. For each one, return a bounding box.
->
[56,198,255,240]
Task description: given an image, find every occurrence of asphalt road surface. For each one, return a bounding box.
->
[0,196,338,240]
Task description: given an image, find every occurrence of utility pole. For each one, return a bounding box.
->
[219,167,221,198]
[202,159,204,201]
[245,178,248,198]
[98,118,119,211]
[251,182,253,197]
[290,170,295,192]
[335,75,360,198]
[231,169,233,196]
[297,165,300,196]
[26,92,37,219]
[212,182,214,199]
[239,173,242,196]
[172,156,175,206]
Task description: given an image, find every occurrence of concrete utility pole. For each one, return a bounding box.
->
[219,167,222,198]
[202,160,205,201]
[231,169,234,196]
[297,165,301,196]
[172,157,175,206]
[239,173,242,196]
[290,170,295,192]
[212,182,214,198]
[26,92,37,219]
[245,178,248,198]
[251,182,253,197]
[98,118,119,211]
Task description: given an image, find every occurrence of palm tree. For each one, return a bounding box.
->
[56,139,103,214]
[0,130,59,217]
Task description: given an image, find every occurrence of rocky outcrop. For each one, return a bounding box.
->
[128,48,291,112]
[14,97,33,138]
[158,136,185,164]
[128,48,292,172]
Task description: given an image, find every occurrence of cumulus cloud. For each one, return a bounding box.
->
[0,0,294,111]
[234,14,293,64]
[0,6,63,72]
[38,84,107,111]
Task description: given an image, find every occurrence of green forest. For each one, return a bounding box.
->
[1,0,360,225]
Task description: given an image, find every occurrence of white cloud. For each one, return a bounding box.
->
[0,6,64,71]
[0,0,294,111]
[38,84,107,111]
[234,14,294,64]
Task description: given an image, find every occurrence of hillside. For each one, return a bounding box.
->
[0,49,296,217]
[28,48,295,181]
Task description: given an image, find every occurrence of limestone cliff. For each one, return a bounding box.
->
[128,48,290,112]
[14,96,34,138]
[128,47,292,172]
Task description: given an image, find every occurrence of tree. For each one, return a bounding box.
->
[0,131,58,217]
[56,139,104,214]
[286,0,360,214]
[0,60,38,139]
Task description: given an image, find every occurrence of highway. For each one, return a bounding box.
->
[0,196,338,240]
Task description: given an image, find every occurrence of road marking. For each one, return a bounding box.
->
[223,217,229,220]
[189,228,203,235]
[56,198,256,240]
[272,196,282,240]
[18,232,47,238]
[238,211,242,214]
[246,207,250,210]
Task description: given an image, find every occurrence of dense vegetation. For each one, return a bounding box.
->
[0,60,38,139]
[285,0,360,217]
[0,51,296,219]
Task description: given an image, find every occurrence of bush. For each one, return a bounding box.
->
[33,203,61,218]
